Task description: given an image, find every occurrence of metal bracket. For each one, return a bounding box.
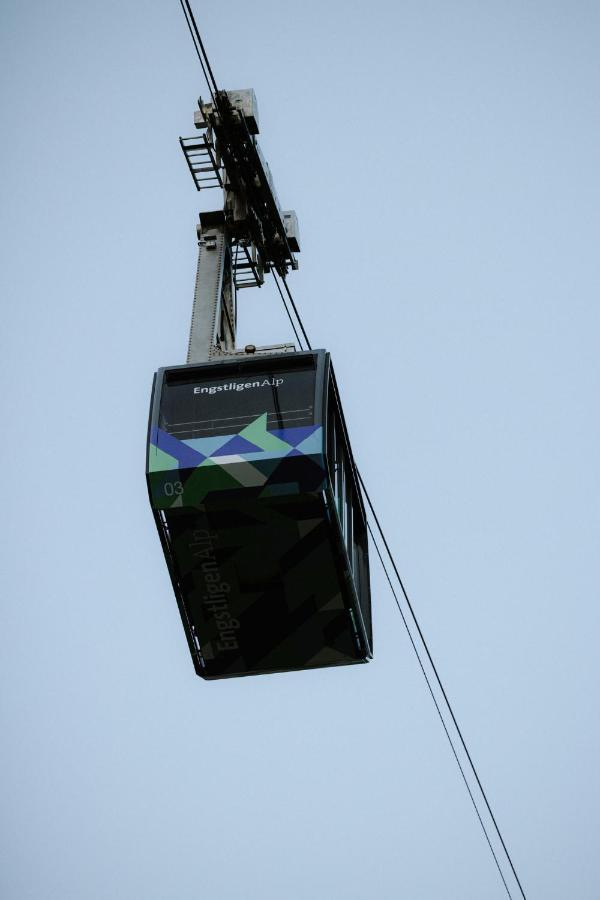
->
[187,217,230,362]
[182,89,301,362]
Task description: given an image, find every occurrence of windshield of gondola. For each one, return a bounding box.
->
[159,361,316,439]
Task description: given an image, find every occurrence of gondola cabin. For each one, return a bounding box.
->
[146,350,372,679]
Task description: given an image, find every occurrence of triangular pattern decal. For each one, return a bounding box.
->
[149,445,180,473]
[183,458,242,503]
[269,425,319,447]
[212,434,263,456]
[297,518,322,539]
[239,414,290,453]
[152,427,206,469]
[183,434,233,457]
[220,460,269,488]
[295,429,324,457]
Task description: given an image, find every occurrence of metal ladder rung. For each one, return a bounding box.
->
[180,135,223,190]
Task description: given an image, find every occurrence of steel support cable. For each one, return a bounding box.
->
[173,7,525,893]
[280,275,312,350]
[239,266,526,899]
[178,0,219,103]
[367,521,513,899]
[179,0,219,100]
[357,470,528,900]
[272,271,304,351]
[178,0,212,102]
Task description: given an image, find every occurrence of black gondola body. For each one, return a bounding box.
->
[146,350,372,678]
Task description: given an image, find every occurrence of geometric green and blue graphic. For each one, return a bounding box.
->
[148,412,326,510]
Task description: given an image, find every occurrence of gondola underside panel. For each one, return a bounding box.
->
[157,494,367,678]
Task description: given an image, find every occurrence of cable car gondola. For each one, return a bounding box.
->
[147,350,372,678]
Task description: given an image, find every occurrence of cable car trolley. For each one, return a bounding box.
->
[147,351,372,678]
[147,86,372,678]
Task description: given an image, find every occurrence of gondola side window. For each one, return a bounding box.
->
[328,390,358,576]
[346,485,354,570]
[334,422,346,538]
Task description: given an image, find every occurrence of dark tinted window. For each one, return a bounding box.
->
[328,385,362,578]
[160,362,316,439]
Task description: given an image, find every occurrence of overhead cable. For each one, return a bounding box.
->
[280,275,312,350]
[268,273,526,900]
[272,271,305,351]
[177,0,219,103]
[174,5,526,896]
[366,520,513,899]
[357,471,528,900]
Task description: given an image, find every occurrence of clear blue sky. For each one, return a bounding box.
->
[1,1,599,898]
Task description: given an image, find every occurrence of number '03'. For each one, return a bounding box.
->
[163,481,184,497]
